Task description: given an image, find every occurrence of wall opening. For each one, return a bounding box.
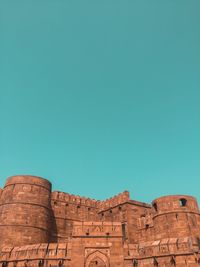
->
[133,259,138,267]
[153,203,158,212]
[170,256,176,266]
[122,223,126,241]
[197,237,200,249]
[154,258,158,267]
[179,198,187,207]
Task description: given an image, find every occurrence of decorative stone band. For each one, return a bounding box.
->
[0,201,52,211]
[125,237,199,258]
[72,221,123,237]
[152,210,200,219]
[0,243,70,262]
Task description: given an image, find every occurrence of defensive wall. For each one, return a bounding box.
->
[0,175,199,267]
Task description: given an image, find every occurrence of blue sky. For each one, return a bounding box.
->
[0,0,200,203]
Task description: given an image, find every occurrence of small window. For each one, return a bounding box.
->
[77,205,80,209]
[122,223,126,241]
[153,203,158,212]
[119,206,122,211]
[88,207,91,211]
[179,198,187,207]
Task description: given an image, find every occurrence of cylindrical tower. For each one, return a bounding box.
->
[0,175,52,248]
[152,195,200,240]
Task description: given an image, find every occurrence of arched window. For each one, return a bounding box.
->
[179,198,187,207]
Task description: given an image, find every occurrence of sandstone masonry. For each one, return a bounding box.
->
[0,175,200,267]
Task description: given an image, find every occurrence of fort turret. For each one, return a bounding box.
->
[0,175,52,247]
[152,195,200,240]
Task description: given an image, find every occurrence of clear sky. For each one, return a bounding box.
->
[0,0,200,203]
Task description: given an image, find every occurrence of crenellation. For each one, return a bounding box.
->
[0,175,200,266]
[97,191,130,212]
[51,191,99,208]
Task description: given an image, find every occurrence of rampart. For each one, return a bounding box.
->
[0,175,199,267]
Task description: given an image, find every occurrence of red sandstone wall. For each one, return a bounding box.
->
[50,191,99,242]
[97,194,152,244]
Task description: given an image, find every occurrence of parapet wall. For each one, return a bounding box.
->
[0,243,70,266]
[98,191,130,212]
[51,191,99,207]
[125,236,200,258]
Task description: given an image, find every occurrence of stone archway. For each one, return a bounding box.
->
[85,251,109,267]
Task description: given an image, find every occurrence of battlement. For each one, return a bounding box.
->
[51,191,99,208]
[126,236,200,258]
[98,191,130,211]
[0,243,70,263]
[50,190,132,211]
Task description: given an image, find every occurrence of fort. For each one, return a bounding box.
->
[0,175,200,267]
